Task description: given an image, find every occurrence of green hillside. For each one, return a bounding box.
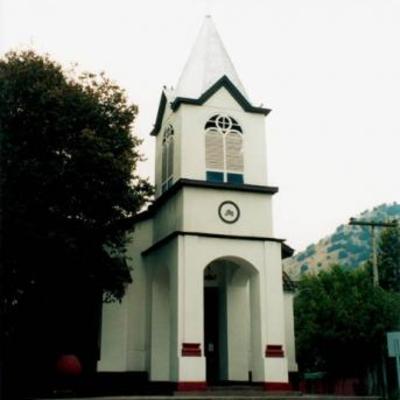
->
[284,202,400,280]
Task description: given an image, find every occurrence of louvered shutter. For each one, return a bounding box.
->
[225,132,243,172]
[205,129,224,170]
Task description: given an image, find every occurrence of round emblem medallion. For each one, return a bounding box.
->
[218,201,240,224]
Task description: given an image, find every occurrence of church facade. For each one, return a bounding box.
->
[98,16,297,391]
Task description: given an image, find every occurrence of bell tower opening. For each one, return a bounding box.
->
[205,114,244,185]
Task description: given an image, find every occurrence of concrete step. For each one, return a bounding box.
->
[40,395,382,400]
[174,391,302,397]
[174,385,301,396]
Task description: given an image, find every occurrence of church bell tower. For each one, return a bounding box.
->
[152,16,271,198]
[98,15,296,391]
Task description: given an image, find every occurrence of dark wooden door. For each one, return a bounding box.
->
[204,287,219,383]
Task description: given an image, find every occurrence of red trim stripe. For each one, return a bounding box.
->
[177,381,207,391]
[181,342,202,357]
[265,344,285,358]
[264,382,292,391]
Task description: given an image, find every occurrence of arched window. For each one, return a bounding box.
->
[205,114,244,184]
[161,124,174,192]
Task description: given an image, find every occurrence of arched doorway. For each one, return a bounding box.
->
[203,257,259,384]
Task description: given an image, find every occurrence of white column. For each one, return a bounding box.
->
[262,241,290,389]
[249,271,267,382]
[170,235,206,390]
[284,292,298,373]
[149,264,170,381]
[226,268,250,381]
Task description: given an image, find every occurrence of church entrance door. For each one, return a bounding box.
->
[204,287,220,383]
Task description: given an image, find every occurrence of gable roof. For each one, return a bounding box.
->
[171,75,271,115]
[150,76,271,136]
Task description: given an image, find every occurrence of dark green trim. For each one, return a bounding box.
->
[282,242,295,259]
[171,75,271,116]
[154,178,278,216]
[150,76,271,136]
[177,178,278,194]
[127,178,278,227]
[142,230,287,256]
[150,92,167,136]
[180,178,278,193]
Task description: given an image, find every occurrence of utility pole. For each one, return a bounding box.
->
[349,218,398,398]
[349,218,398,286]
[349,218,398,397]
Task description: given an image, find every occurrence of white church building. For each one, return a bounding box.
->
[98,16,297,391]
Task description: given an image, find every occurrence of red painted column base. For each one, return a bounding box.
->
[264,382,292,391]
[176,381,207,391]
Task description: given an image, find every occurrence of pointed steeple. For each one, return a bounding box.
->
[174,16,248,100]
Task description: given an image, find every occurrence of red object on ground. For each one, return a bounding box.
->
[55,354,82,375]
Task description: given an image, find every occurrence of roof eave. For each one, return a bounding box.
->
[151,76,271,137]
[282,242,295,259]
[150,91,167,137]
[171,75,271,116]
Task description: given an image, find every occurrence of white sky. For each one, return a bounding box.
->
[1,0,399,251]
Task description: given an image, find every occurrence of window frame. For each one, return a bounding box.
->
[205,114,244,184]
[161,124,174,193]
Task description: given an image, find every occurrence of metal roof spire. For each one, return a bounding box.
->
[174,15,248,100]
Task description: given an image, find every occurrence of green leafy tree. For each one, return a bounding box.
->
[0,50,153,393]
[295,266,400,382]
[378,224,400,292]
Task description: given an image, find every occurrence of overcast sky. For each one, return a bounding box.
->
[1,0,399,251]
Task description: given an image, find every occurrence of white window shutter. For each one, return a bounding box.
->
[205,129,224,170]
[225,132,243,172]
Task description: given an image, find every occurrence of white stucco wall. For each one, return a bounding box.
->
[182,186,274,237]
[98,219,153,373]
[179,88,269,186]
[98,297,129,371]
[152,190,183,242]
[125,221,154,371]
[149,259,171,381]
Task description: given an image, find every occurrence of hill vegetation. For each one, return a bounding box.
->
[284,202,400,280]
